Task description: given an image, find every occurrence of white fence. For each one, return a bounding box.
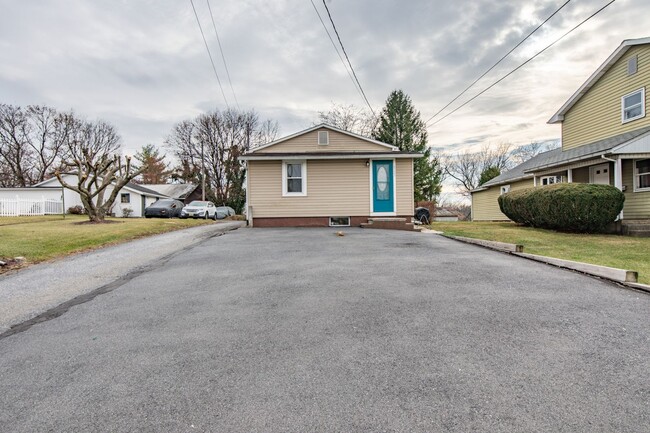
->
[0,197,64,217]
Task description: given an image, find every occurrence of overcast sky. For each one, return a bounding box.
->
[1,0,648,160]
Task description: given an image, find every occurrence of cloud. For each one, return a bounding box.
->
[0,0,647,159]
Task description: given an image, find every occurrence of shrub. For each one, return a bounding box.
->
[121,207,134,218]
[68,205,85,215]
[498,183,624,233]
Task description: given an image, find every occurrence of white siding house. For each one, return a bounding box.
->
[34,174,166,217]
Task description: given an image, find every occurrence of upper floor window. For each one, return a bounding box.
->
[318,131,329,145]
[635,159,650,192]
[282,160,307,196]
[627,55,638,76]
[621,88,645,123]
[541,175,563,186]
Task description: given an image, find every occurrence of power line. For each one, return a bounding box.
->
[320,0,375,116]
[206,0,240,110]
[425,0,573,125]
[429,0,616,128]
[308,0,365,103]
[189,0,230,109]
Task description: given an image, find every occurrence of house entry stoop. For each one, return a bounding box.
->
[360,217,420,231]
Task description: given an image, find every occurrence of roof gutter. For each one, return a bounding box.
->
[240,153,424,161]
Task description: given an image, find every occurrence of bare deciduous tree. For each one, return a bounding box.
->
[56,116,144,222]
[444,142,512,196]
[166,108,278,213]
[316,103,377,137]
[0,104,32,187]
[510,140,560,165]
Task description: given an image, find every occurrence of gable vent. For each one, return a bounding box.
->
[318,130,329,145]
[628,55,638,76]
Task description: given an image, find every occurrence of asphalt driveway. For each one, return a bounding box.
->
[0,228,648,432]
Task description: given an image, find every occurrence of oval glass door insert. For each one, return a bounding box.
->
[377,165,389,200]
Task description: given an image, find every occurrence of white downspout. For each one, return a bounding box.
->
[601,155,623,220]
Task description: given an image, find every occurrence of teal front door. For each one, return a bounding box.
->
[372,160,394,213]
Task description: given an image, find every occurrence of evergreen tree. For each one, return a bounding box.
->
[478,165,501,186]
[373,90,442,201]
[134,144,172,184]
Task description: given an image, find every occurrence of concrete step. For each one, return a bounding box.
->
[361,218,418,231]
[625,229,650,238]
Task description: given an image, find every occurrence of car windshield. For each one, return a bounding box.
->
[150,200,175,208]
[188,201,209,207]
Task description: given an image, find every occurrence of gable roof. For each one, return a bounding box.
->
[143,183,198,199]
[34,174,168,198]
[247,123,398,153]
[549,37,650,124]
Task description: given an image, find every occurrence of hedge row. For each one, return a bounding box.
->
[497,183,624,233]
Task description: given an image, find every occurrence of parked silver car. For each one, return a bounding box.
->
[215,206,236,219]
[180,201,218,220]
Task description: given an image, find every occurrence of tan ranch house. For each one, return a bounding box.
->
[472,37,650,232]
[240,124,422,229]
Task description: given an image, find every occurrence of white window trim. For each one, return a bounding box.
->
[318,130,329,145]
[282,160,307,197]
[329,216,350,227]
[369,158,397,216]
[121,193,130,204]
[633,158,650,193]
[540,175,563,186]
[621,87,645,124]
[500,185,511,195]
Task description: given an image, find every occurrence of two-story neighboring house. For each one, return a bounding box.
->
[472,37,650,232]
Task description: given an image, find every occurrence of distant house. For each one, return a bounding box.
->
[143,184,201,204]
[471,37,650,225]
[240,124,422,229]
[433,208,460,222]
[34,174,167,217]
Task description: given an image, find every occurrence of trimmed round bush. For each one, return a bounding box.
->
[498,183,624,233]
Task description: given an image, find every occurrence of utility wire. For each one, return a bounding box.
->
[309,0,365,103]
[428,0,616,127]
[320,0,375,116]
[206,0,240,110]
[189,0,230,109]
[425,0,572,125]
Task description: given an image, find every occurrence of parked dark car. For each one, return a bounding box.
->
[215,206,236,219]
[144,199,184,218]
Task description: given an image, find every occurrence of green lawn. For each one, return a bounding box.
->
[429,221,650,285]
[0,215,217,270]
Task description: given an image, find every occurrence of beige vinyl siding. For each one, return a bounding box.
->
[471,178,535,221]
[259,129,390,153]
[562,45,650,150]
[248,158,414,218]
[395,159,414,215]
[622,159,650,219]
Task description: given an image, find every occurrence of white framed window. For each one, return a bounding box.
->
[121,193,130,204]
[500,185,511,195]
[282,160,307,196]
[634,159,650,192]
[318,130,329,145]
[540,175,563,186]
[621,88,645,123]
[329,216,350,227]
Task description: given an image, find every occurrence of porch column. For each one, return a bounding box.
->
[614,158,623,191]
[533,176,537,187]
[567,168,573,183]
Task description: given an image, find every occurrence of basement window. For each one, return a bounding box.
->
[635,159,650,192]
[541,175,563,186]
[500,185,511,195]
[318,130,329,145]
[121,193,130,204]
[329,216,350,227]
[622,88,645,123]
